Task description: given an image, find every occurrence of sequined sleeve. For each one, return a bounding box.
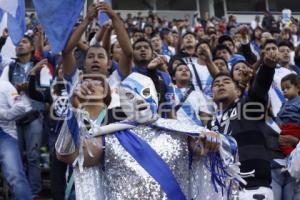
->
[74,165,105,200]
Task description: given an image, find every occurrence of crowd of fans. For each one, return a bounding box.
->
[0,2,300,200]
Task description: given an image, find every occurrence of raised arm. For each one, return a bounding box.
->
[62,3,100,75]
[33,25,45,54]
[197,45,220,77]
[100,2,133,77]
[102,22,113,59]
[238,26,257,65]
[248,49,277,104]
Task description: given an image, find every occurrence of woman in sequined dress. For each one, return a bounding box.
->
[56,72,240,200]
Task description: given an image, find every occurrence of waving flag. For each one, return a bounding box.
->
[98,0,111,27]
[0,0,25,45]
[32,0,84,53]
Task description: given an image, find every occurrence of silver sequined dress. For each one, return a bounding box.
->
[74,165,105,200]
[68,118,238,200]
[102,125,190,200]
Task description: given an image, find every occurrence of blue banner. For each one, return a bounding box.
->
[32,0,84,53]
[0,0,26,45]
[116,129,186,200]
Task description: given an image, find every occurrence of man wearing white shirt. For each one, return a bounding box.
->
[0,35,44,198]
[172,62,212,126]
[267,40,299,116]
[0,79,32,199]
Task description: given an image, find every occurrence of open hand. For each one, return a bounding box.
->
[86,3,101,22]
[98,2,117,19]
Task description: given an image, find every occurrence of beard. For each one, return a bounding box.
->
[134,58,150,67]
[16,51,32,57]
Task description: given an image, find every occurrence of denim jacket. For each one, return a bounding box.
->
[277,96,300,125]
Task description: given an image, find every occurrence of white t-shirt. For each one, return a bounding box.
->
[268,66,296,116]
[0,79,31,139]
[173,86,213,126]
[182,57,213,99]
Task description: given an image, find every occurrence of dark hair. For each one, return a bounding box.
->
[232,60,250,69]
[132,37,153,50]
[251,26,263,41]
[143,24,153,31]
[211,72,245,93]
[213,44,232,56]
[211,72,233,87]
[86,43,107,56]
[171,62,193,85]
[262,39,277,49]
[213,57,229,68]
[171,61,189,77]
[196,40,211,52]
[23,35,34,46]
[218,35,234,45]
[281,73,300,87]
[278,40,294,51]
[182,31,196,39]
[230,60,251,78]
[168,57,185,75]
[160,28,171,39]
[131,28,143,35]
[150,33,160,39]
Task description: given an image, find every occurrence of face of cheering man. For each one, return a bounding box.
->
[133,39,153,67]
[212,75,240,110]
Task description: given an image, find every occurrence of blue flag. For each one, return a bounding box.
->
[0,0,25,45]
[115,129,187,200]
[98,0,111,27]
[32,0,85,53]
